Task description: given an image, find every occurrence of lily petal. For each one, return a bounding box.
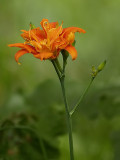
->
[15,49,28,63]
[47,25,63,46]
[8,43,37,54]
[40,19,49,35]
[40,19,60,36]
[34,52,54,60]
[64,45,77,60]
[21,27,46,41]
[49,22,59,28]
[62,27,86,38]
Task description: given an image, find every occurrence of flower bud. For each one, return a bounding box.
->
[91,60,106,79]
[97,60,106,72]
[29,22,36,29]
[91,66,97,78]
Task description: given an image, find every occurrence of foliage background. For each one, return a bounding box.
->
[0,0,120,159]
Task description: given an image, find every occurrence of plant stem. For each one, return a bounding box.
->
[52,59,74,160]
[51,60,61,80]
[70,78,94,116]
[54,58,63,73]
[60,77,74,160]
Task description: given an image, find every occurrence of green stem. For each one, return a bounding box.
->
[54,58,63,73]
[51,60,61,80]
[70,78,94,116]
[52,60,74,160]
[60,77,74,160]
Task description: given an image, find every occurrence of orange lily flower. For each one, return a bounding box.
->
[8,19,86,63]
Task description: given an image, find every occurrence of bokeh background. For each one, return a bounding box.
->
[0,0,120,159]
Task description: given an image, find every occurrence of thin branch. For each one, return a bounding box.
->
[70,78,94,116]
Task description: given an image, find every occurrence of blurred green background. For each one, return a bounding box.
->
[0,0,120,159]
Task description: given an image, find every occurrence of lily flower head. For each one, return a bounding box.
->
[8,19,86,63]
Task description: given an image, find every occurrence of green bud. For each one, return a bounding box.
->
[97,60,106,72]
[91,66,98,78]
[30,22,36,29]
[91,60,106,79]
[92,66,96,73]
